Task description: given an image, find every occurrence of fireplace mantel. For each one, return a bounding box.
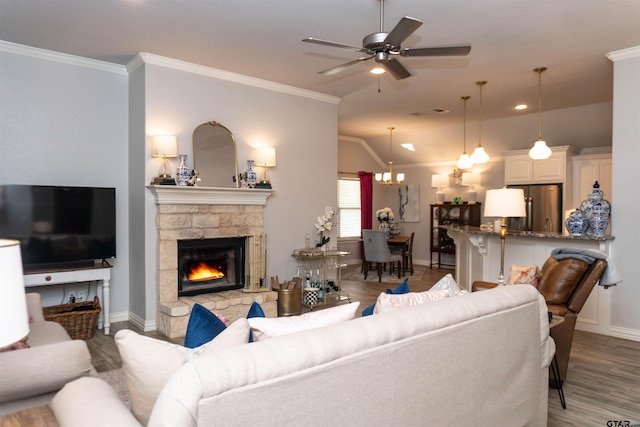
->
[147,185,273,206]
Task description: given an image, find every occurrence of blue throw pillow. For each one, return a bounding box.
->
[184,304,227,349]
[362,278,410,316]
[247,301,265,342]
[247,301,265,319]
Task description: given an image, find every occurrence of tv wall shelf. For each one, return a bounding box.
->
[23,264,112,335]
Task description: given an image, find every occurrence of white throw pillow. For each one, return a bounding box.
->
[430,273,468,296]
[115,318,250,425]
[247,302,360,342]
[373,289,450,314]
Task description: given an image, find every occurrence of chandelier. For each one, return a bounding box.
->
[375,127,405,185]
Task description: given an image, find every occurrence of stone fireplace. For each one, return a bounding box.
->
[148,186,277,339]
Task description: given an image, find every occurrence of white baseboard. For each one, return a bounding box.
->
[609,326,640,342]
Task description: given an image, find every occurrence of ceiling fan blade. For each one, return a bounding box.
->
[318,56,374,75]
[383,58,411,80]
[400,45,472,57]
[384,17,423,47]
[302,37,368,53]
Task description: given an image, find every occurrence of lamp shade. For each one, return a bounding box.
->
[461,172,481,187]
[431,174,449,188]
[152,135,178,158]
[529,139,552,160]
[0,239,29,347]
[484,188,526,218]
[255,147,276,167]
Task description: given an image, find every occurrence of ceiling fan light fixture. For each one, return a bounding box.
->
[370,66,386,75]
[376,127,405,185]
[529,67,551,160]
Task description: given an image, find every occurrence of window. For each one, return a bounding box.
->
[337,178,361,238]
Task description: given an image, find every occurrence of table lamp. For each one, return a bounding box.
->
[255,147,276,188]
[151,135,178,185]
[461,172,481,204]
[431,174,449,204]
[0,239,29,349]
[484,188,526,285]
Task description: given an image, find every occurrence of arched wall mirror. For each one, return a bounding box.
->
[192,121,239,188]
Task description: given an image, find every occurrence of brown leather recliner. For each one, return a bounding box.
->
[473,256,607,383]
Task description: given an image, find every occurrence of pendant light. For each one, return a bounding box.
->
[471,81,490,164]
[456,96,473,170]
[529,67,552,160]
[375,127,405,185]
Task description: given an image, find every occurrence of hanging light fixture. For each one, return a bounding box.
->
[375,127,405,185]
[471,81,490,164]
[456,96,473,170]
[529,67,552,160]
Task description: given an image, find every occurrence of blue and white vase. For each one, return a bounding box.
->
[565,209,588,236]
[588,203,609,237]
[379,222,391,238]
[245,160,257,188]
[579,181,611,235]
[176,154,190,186]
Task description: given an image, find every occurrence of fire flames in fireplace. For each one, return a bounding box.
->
[188,261,225,282]
[178,237,245,296]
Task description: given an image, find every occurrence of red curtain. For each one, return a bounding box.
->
[358,171,373,231]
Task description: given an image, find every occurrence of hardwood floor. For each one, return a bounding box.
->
[85,264,640,426]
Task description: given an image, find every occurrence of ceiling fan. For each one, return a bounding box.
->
[302,0,471,80]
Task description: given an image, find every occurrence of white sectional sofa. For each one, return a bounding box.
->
[51,285,555,427]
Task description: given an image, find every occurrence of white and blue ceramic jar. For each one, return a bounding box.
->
[565,209,588,236]
[588,203,610,237]
[579,181,611,235]
[245,160,257,188]
[176,154,190,186]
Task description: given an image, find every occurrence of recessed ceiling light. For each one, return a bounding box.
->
[515,104,528,110]
[401,143,415,152]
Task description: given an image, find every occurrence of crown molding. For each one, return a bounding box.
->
[606,45,640,62]
[135,52,341,105]
[0,41,127,74]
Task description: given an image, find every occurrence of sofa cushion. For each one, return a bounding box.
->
[183,303,229,349]
[373,289,450,314]
[506,264,540,287]
[430,273,467,296]
[538,258,589,304]
[247,302,360,342]
[115,318,250,425]
[362,279,409,316]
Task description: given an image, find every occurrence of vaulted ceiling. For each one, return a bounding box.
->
[1,0,638,164]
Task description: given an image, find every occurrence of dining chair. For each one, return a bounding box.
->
[391,231,415,275]
[362,230,402,282]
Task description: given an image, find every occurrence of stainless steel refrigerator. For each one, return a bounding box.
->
[506,184,563,233]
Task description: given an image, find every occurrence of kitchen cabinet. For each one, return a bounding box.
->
[430,203,481,268]
[572,153,612,209]
[504,146,575,185]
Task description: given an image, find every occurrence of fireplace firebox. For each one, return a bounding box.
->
[178,237,245,296]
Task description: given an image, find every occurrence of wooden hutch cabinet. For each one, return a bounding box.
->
[430,202,482,268]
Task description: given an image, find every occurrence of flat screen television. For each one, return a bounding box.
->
[0,185,116,272]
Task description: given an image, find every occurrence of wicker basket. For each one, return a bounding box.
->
[43,296,102,340]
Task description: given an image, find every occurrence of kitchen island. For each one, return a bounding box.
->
[445,225,614,335]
